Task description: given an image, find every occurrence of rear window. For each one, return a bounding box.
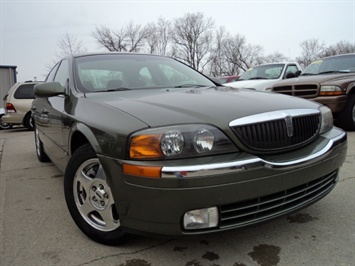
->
[14,84,35,99]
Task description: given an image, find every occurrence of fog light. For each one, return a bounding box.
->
[183,207,218,230]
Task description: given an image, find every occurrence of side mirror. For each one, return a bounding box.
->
[34,82,66,97]
[295,70,302,77]
[285,72,296,79]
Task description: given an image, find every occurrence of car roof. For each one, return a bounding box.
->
[253,62,299,66]
[70,52,169,59]
[323,53,355,60]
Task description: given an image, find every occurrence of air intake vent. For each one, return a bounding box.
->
[219,170,337,229]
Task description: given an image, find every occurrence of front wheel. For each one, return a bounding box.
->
[64,144,126,245]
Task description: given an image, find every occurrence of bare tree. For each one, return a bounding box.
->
[171,12,215,71]
[222,34,264,73]
[145,23,159,54]
[92,22,149,52]
[56,32,87,58]
[145,18,172,55]
[262,52,287,63]
[208,26,232,77]
[92,25,125,51]
[45,32,87,75]
[126,21,149,52]
[321,40,355,57]
[88,13,353,76]
[296,38,325,68]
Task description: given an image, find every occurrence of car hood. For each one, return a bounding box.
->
[274,73,355,86]
[85,87,320,128]
[225,79,279,91]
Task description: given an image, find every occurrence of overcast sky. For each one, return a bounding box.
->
[1,0,354,82]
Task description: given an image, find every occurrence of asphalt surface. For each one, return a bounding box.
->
[0,128,354,266]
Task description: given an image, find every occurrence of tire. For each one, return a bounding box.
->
[0,114,13,130]
[34,127,50,162]
[64,143,126,245]
[337,94,355,131]
[24,113,34,130]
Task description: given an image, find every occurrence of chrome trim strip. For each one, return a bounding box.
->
[161,132,346,178]
[229,109,320,127]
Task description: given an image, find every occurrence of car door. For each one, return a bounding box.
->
[284,64,300,79]
[35,59,69,170]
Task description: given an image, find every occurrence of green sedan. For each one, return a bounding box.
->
[32,53,347,245]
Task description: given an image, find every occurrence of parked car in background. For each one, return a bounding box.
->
[217,75,239,83]
[32,52,347,245]
[226,62,302,91]
[3,81,39,130]
[272,53,355,131]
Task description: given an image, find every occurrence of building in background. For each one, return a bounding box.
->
[0,65,17,108]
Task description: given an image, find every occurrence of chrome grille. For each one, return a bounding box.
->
[272,84,318,98]
[231,113,320,152]
[219,170,338,229]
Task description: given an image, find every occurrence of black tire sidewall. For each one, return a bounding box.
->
[337,94,355,131]
[24,113,34,130]
[34,129,50,162]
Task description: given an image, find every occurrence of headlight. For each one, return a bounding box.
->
[161,130,184,156]
[319,85,342,96]
[319,105,333,133]
[193,128,214,153]
[129,124,237,159]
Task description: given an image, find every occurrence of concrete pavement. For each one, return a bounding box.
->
[0,128,354,266]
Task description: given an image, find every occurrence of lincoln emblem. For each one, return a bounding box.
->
[285,116,293,137]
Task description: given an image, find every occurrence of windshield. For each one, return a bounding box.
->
[302,54,355,75]
[239,64,285,80]
[74,54,215,92]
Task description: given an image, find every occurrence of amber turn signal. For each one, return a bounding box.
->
[319,91,343,96]
[123,164,161,178]
[129,134,163,159]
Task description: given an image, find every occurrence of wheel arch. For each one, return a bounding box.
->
[69,123,102,157]
[346,82,355,95]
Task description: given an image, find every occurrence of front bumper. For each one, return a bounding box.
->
[98,127,347,237]
[311,95,347,114]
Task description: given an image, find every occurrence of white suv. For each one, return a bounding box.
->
[226,62,302,91]
[2,81,39,130]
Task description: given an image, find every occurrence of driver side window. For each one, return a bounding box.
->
[286,65,298,74]
[45,62,59,82]
[54,59,69,87]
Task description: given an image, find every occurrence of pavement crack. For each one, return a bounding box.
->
[339,175,355,182]
[77,238,175,265]
[0,163,54,174]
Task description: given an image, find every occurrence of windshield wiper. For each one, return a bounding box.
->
[174,84,209,88]
[301,73,317,76]
[318,70,349,75]
[249,77,268,80]
[105,87,131,92]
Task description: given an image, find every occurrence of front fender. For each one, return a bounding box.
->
[69,122,102,156]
